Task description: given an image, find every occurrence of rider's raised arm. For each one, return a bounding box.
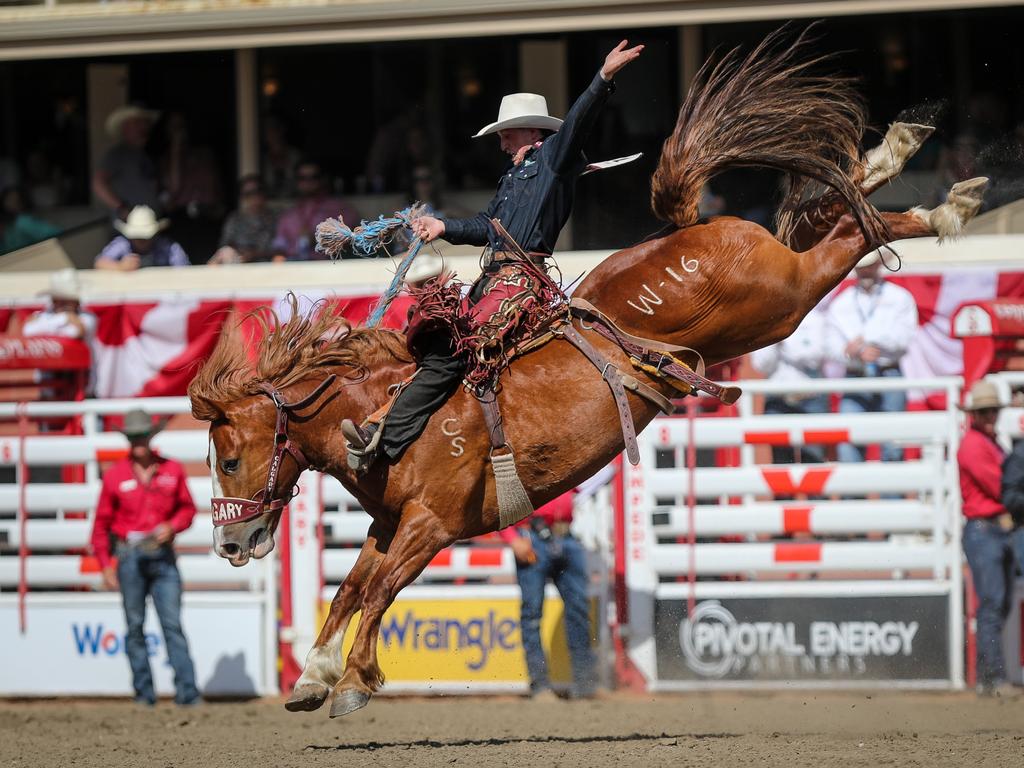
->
[545,71,616,175]
[547,40,643,175]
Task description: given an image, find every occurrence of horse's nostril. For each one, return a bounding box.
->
[249,529,266,551]
[221,542,240,556]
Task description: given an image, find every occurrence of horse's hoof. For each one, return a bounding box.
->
[284,683,330,712]
[329,689,371,718]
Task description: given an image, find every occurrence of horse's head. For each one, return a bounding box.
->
[187,294,414,566]
[197,376,335,567]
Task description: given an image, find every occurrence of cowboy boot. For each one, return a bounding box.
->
[341,419,382,472]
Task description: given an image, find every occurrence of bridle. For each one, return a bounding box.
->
[211,374,336,527]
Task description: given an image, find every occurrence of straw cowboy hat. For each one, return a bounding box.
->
[105,105,159,139]
[405,253,445,285]
[114,206,168,240]
[473,93,563,138]
[41,268,82,302]
[119,409,166,439]
[959,379,1005,411]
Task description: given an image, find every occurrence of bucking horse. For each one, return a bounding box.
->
[188,32,986,717]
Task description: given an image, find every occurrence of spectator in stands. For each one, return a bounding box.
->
[90,409,201,707]
[260,116,301,199]
[95,205,189,270]
[92,105,161,221]
[159,111,225,259]
[826,252,918,464]
[22,268,96,343]
[209,174,277,264]
[22,268,97,397]
[750,306,829,464]
[270,160,359,261]
[0,185,60,255]
[1000,428,1024,592]
[958,379,1021,697]
[500,492,597,700]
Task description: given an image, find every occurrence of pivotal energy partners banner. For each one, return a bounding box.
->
[655,596,949,683]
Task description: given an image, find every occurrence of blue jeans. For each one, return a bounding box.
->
[1012,527,1024,579]
[837,368,906,464]
[116,544,199,704]
[962,519,1016,687]
[515,529,596,696]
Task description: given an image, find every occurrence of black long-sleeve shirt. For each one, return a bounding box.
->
[440,71,616,255]
[1001,440,1024,525]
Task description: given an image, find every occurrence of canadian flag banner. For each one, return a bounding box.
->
[2,268,1023,401]
[81,292,411,399]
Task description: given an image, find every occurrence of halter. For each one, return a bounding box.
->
[211,374,336,527]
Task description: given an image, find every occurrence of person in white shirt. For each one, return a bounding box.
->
[750,306,829,464]
[22,268,97,342]
[825,251,918,463]
[22,268,97,396]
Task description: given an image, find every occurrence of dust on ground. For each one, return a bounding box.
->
[2,690,1021,768]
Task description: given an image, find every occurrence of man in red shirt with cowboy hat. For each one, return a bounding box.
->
[90,409,200,706]
[958,379,1022,697]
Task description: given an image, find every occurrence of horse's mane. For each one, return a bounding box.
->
[650,25,890,252]
[188,295,412,421]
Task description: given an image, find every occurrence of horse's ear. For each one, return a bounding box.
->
[190,394,226,422]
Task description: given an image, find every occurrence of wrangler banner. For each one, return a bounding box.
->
[655,595,949,683]
[332,593,598,689]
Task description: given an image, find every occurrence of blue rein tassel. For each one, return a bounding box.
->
[365,238,424,328]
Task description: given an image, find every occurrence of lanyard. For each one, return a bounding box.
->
[854,284,882,326]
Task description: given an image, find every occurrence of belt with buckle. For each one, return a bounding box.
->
[482,248,548,268]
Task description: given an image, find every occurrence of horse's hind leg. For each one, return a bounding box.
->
[329,505,453,717]
[789,122,936,251]
[859,122,935,194]
[907,176,988,242]
[285,523,390,712]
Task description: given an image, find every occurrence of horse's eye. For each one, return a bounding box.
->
[221,458,240,475]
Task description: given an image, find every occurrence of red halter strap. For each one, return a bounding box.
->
[211,375,336,527]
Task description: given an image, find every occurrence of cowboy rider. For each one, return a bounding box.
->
[342,40,644,470]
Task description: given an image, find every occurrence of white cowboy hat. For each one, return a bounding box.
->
[41,268,82,302]
[105,105,159,139]
[856,251,882,268]
[405,253,445,285]
[959,378,1005,411]
[114,206,168,240]
[473,93,563,138]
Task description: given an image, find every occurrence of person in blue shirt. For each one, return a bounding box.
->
[343,40,644,469]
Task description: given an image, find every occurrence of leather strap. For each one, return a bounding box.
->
[559,324,640,465]
[476,388,508,451]
[569,298,741,405]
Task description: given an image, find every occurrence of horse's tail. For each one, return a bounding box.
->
[649,26,891,251]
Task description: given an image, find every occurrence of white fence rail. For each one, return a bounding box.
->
[623,375,967,691]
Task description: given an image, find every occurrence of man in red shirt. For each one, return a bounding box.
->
[90,410,200,706]
[957,379,1019,697]
[500,490,596,699]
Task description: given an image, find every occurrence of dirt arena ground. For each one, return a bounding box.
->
[3,691,1021,768]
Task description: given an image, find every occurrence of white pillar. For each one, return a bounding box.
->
[679,25,702,95]
[235,49,259,177]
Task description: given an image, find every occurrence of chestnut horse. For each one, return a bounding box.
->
[188,33,986,717]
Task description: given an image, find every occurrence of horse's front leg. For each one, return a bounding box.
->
[285,522,390,712]
[329,504,454,717]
